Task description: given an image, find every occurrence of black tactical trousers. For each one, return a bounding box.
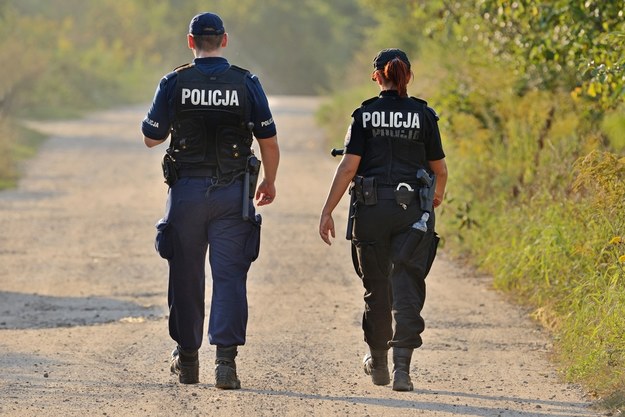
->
[352,200,436,350]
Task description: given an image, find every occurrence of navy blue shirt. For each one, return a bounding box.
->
[142,57,276,140]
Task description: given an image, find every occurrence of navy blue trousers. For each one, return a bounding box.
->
[155,177,259,351]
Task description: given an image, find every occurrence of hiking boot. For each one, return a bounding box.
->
[363,348,390,386]
[214,346,241,390]
[392,347,414,391]
[170,347,199,384]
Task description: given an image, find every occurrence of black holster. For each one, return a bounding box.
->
[162,153,178,187]
[242,154,261,221]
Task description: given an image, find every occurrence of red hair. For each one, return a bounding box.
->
[375,58,412,97]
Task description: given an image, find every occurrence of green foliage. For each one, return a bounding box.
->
[0,117,46,189]
[1,0,373,118]
[204,0,373,94]
[601,108,625,153]
[428,0,625,114]
[432,2,625,402]
[507,152,625,395]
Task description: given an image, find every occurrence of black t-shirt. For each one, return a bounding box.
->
[344,90,445,161]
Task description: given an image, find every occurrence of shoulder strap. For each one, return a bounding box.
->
[229,64,251,76]
[411,96,439,121]
[410,96,428,106]
[361,96,379,107]
[350,96,379,117]
[173,62,194,73]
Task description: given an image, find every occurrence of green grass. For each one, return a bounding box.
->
[0,118,47,190]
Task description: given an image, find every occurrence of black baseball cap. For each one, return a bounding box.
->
[189,12,225,36]
[373,48,411,70]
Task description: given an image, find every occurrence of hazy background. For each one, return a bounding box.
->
[1,0,624,408]
[0,0,377,118]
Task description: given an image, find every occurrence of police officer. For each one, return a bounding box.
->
[319,49,447,391]
[141,12,280,388]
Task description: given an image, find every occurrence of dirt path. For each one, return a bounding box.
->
[0,97,601,416]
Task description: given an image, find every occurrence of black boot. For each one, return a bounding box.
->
[215,346,241,389]
[392,347,414,391]
[363,348,390,385]
[170,346,199,384]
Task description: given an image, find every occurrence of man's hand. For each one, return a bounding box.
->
[255,179,276,206]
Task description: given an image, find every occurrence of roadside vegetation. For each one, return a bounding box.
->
[1,0,624,409]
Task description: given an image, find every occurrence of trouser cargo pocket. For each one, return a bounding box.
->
[244,214,262,262]
[395,229,439,279]
[155,219,174,260]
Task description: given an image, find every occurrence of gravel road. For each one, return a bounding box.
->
[0,97,601,416]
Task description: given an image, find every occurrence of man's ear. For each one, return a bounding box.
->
[221,33,228,48]
[187,34,195,50]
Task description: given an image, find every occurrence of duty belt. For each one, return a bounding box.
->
[377,184,419,199]
[178,167,219,177]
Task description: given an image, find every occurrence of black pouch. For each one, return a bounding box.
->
[244,214,262,262]
[216,126,252,175]
[361,177,377,205]
[352,176,377,205]
[352,176,364,203]
[161,153,178,187]
[172,118,206,163]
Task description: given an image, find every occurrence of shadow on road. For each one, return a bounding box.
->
[0,291,164,330]
[243,387,597,417]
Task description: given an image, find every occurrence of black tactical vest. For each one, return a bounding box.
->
[171,64,252,175]
[357,95,430,185]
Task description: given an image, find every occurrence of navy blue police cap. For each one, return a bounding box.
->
[189,12,225,35]
[373,48,411,70]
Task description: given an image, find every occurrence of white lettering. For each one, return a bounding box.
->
[260,117,274,127]
[213,90,223,105]
[362,112,371,127]
[372,112,380,127]
[230,91,239,106]
[181,88,191,104]
[145,118,159,128]
[180,88,240,107]
[192,89,201,105]
[362,111,420,129]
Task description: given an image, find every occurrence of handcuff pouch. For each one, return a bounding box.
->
[394,183,415,208]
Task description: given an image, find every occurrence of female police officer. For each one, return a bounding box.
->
[142,12,280,388]
[319,48,447,391]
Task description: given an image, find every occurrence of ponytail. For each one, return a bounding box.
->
[381,58,411,97]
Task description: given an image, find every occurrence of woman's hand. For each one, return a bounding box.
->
[319,213,335,246]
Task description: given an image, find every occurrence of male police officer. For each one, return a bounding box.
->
[141,12,280,388]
